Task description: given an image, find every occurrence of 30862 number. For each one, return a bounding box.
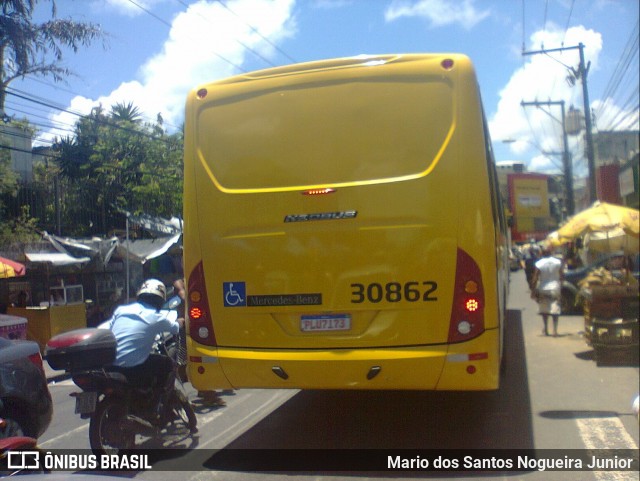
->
[350,281,438,304]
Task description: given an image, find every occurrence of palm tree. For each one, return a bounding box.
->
[0,0,106,112]
[110,102,143,124]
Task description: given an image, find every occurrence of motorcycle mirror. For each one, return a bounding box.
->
[163,295,182,310]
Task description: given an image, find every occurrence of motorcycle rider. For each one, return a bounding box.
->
[103,279,184,398]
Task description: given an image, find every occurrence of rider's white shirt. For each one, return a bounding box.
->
[105,301,179,367]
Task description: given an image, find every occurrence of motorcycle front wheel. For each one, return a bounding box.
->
[89,397,136,455]
[170,389,197,434]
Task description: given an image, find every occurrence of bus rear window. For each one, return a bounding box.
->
[196,77,454,191]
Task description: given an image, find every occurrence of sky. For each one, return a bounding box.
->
[7,0,640,179]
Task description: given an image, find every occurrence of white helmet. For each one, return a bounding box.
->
[136,279,166,302]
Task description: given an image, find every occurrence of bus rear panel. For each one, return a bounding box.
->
[183,54,508,391]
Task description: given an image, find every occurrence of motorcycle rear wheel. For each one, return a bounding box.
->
[89,398,136,455]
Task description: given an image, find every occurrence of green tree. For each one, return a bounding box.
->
[54,104,183,236]
[110,101,142,124]
[0,204,39,248]
[0,118,39,245]
[0,0,106,111]
[0,136,18,198]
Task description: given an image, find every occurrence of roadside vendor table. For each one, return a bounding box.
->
[7,304,86,351]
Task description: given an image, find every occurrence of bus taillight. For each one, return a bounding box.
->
[448,248,485,343]
[187,261,217,346]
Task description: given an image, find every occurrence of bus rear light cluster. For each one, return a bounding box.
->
[448,248,485,343]
[187,261,217,347]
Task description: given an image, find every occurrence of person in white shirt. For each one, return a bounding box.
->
[104,279,183,390]
[531,247,564,337]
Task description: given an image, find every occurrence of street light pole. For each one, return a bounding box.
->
[560,104,575,216]
[523,42,596,204]
[577,43,597,202]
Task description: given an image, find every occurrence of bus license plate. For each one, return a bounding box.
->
[301,314,351,332]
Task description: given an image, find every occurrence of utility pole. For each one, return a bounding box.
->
[521,100,575,216]
[523,43,596,204]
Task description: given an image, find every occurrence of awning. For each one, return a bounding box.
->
[25,252,91,266]
[118,234,181,263]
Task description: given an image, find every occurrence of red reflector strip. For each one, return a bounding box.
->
[468,352,489,361]
[188,355,218,364]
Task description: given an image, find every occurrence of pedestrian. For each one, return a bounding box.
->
[531,247,563,337]
[523,241,540,289]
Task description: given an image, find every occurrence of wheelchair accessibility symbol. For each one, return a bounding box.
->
[223,282,246,307]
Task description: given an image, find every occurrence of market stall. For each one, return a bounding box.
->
[554,202,639,365]
[7,282,86,351]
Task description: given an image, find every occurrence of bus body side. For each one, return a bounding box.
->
[183,54,509,391]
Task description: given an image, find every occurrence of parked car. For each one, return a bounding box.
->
[0,338,53,438]
[561,252,640,314]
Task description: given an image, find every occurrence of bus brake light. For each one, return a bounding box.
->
[187,261,217,347]
[465,298,480,312]
[448,248,485,343]
[302,188,336,196]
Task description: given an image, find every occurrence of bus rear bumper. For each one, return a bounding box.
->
[187,328,501,391]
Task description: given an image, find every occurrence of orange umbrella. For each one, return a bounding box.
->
[0,256,26,279]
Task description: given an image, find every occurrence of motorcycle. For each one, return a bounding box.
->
[45,297,197,455]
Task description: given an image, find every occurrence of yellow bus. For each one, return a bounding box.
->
[183,54,509,392]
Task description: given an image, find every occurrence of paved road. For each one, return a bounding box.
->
[39,270,639,480]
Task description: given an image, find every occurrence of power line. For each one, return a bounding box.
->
[20,76,184,132]
[5,87,176,145]
[561,0,576,47]
[0,143,56,156]
[176,0,297,64]
[126,0,246,73]
[593,19,639,131]
[4,102,78,134]
[173,0,279,68]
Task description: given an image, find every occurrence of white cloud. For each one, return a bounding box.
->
[47,0,296,137]
[592,98,640,132]
[489,24,605,173]
[99,0,170,17]
[384,0,490,30]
